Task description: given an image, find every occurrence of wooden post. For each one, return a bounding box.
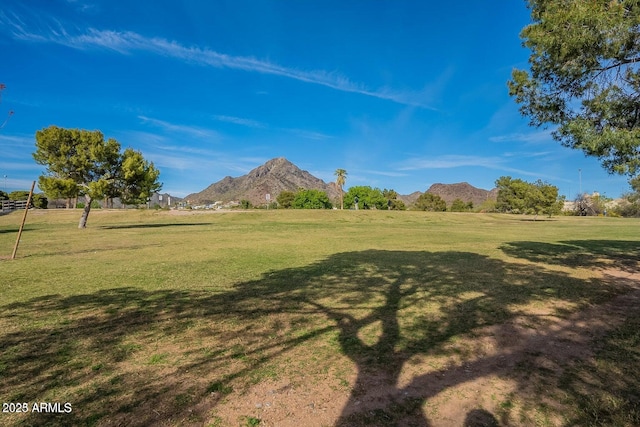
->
[11,181,36,260]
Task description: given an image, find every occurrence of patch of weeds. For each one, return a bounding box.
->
[500,399,514,410]
[175,392,193,408]
[206,381,233,395]
[230,344,248,361]
[249,363,279,384]
[241,415,261,426]
[147,353,168,365]
[496,396,515,423]
[207,415,224,427]
[109,374,123,385]
[115,342,142,361]
[341,335,364,354]
[201,347,227,359]
[117,400,145,414]
[165,319,195,333]
[91,362,104,371]
[105,307,118,315]
[83,412,107,427]
[55,342,75,362]
[532,403,555,426]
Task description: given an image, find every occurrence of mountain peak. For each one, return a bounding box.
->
[185,158,339,205]
[264,157,290,166]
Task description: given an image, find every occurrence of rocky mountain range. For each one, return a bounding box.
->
[396,184,497,208]
[185,157,497,208]
[185,157,340,206]
[425,182,498,207]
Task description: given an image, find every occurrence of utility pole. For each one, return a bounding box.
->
[578,168,582,195]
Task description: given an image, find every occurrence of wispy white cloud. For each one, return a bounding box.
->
[360,169,409,178]
[213,114,331,140]
[397,154,559,180]
[139,153,194,171]
[138,116,219,140]
[502,151,553,158]
[0,161,42,172]
[0,134,33,148]
[286,129,332,141]
[213,115,266,129]
[399,155,505,170]
[2,14,435,108]
[155,144,221,158]
[141,144,261,175]
[489,131,552,144]
[65,0,97,13]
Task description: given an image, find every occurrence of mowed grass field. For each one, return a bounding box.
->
[1,209,639,426]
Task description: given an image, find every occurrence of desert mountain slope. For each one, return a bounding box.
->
[425,182,498,206]
[185,157,340,205]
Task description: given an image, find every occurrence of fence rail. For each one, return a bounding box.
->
[1,200,30,212]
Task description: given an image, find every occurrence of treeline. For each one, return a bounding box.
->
[250,176,568,216]
[271,186,407,210]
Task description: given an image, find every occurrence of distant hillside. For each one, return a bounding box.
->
[185,157,340,206]
[425,182,497,207]
[397,191,422,207]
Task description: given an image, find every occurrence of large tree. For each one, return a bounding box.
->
[291,188,333,209]
[382,188,406,210]
[413,193,447,212]
[344,186,386,210]
[509,0,640,177]
[34,126,161,228]
[496,176,564,218]
[119,148,162,206]
[334,168,347,210]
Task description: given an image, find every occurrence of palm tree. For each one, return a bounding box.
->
[334,168,347,210]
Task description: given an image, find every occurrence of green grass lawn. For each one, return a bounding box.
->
[1,209,639,426]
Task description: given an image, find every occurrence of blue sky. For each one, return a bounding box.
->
[0,0,632,199]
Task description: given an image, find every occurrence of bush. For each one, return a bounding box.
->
[77,200,101,209]
[612,200,640,217]
[414,193,447,211]
[450,199,473,212]
[292,189,332,209]
[344,186,386,209]
[277,191,295,209]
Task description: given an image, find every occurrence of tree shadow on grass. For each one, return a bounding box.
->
[500,240,640,272]
[100,222,212,229]
[0,249,638,426]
